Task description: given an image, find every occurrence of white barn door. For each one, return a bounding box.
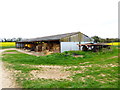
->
[60,42,79,53]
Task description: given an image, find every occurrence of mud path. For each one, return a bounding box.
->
[1,48,41,56]
[0,49,20,89]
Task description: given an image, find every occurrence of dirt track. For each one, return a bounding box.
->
[0,49,19,89]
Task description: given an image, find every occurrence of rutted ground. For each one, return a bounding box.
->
[16,62,118,82]
[0,49,20,89]
[1,62,20,88]
[30,66,71,80]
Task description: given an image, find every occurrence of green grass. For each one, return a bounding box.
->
[2,46,119,88]
[6,64,40,73]
[2,47,118,66]
[1,46,15,49]
[21,78,102,88]
[4,50,18,52]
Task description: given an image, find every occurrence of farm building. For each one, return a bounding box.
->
[16,32,93,53]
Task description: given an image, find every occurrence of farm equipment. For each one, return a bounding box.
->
[77,43,111,52]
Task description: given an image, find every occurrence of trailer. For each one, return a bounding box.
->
[77,43,111,52]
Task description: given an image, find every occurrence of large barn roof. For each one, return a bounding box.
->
[18,32,90,42]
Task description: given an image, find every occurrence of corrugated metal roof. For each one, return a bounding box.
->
[18,32,87,42]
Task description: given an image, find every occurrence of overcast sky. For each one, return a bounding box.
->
[0,0,119,39]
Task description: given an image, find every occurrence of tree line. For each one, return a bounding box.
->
[0,38,22,42]
[91,36,120,43]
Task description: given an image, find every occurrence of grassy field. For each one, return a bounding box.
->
[2,47,119,88]
[0,42,15,49]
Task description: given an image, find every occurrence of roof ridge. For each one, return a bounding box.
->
[33,31,80,39]
[18,31,82,42]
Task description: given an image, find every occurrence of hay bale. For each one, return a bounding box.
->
[52,44,60,52]
[42,43,48,51]
[44,50,53,55]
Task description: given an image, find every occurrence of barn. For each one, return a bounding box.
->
[16,32,93,53]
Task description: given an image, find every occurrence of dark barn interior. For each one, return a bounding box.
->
[16,40,60,53]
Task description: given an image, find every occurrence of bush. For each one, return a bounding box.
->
[63,51,86,55]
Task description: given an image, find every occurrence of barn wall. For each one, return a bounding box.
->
[60,32,92,42]
[81,35,92,42]
[16,43,25,48]
[60,42,79,53]
[60,32,92,52]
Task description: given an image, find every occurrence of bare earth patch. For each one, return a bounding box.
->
[109,56,118,59]
[29,65,72,80]
[30,68,71,80]
[21,64,91,80]
[0,61,20,89]
[79,62,90,64]
[1,48,40,56]
[3,52,17,54]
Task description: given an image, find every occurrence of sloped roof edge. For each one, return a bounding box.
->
[17,32,90,42]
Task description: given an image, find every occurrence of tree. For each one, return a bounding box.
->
[16,38,22,42]
[91,36,101,43]
[100,39,106,43]
[3,38,7,42]
[1,37,23,42]
[11,38,17,42]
